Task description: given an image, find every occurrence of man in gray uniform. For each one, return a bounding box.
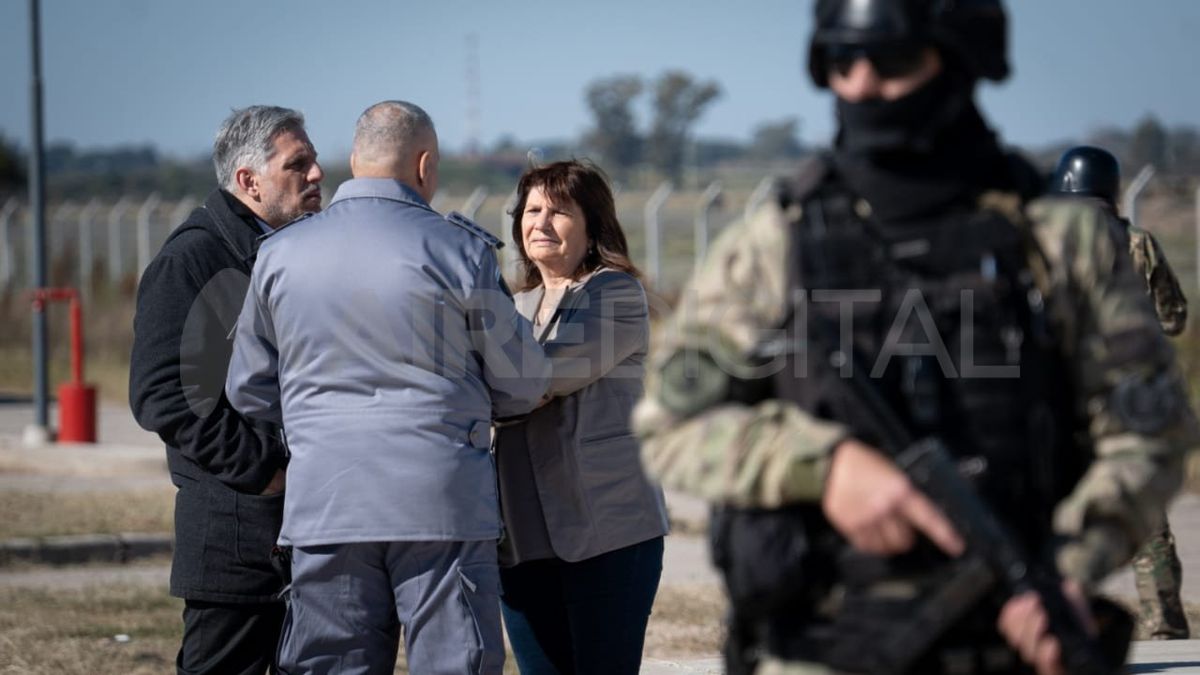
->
[226,100,549,674]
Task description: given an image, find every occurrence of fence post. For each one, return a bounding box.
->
[169,196,198,232]
[0,198,19,288]
[77,198,100,298]
[744,175,775,223]
[49,200,77,284]
[461,186,489,220]
[136,193,161,281]
[695,181,722,269]
[644,181,673,289]
[1122,165,1155,228]
[106,196,132,284]
[500,189,519,282]
[52,198,76,250]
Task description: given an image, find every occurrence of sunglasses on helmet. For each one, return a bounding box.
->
[827,43,928,79]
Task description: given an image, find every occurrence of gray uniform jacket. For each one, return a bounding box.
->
[226,178,549,547]
[496,269,669,562]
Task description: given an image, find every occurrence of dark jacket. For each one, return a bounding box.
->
[130,188,288,603]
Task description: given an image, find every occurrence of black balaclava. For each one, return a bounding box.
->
[831,65,1013,222]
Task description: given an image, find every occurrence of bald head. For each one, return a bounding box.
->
[351,100,439,201]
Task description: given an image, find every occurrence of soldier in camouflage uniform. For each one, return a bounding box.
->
[1050,145,1190,640]
[634,2,1197,674]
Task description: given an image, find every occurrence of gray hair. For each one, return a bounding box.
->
[352,100,436,166]
[213,105,306,190]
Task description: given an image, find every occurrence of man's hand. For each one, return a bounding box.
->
[260,468,286,496]
[997,580,1094,675]
[821,438,964,557]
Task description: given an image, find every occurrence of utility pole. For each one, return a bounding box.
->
[26,0,50,445]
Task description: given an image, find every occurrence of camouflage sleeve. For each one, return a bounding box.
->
[1028,198,1199,588]
[1140,230,1188,335]
[633,199,848,508]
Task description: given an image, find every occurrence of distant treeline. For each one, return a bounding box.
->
[0,113,1196,202]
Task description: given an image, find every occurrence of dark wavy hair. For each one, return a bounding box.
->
[510,160,640,292]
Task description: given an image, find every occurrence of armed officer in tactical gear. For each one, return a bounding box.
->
[1051,145,1188,337]
[634,1,1196,674]
[1050,145,1190,640]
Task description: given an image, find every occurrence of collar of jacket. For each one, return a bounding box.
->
[196,189,272,267]
[328,178,435,213]
[517,267,607,340]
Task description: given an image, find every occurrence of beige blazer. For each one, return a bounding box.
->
[497,268,669,562]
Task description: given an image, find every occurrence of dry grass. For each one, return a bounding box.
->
[645,582,726,658]
[0,346,131,406]
[4,576,1197,673]
[0,582,520,674]
[0,584,181,675]
[0,490,173,539]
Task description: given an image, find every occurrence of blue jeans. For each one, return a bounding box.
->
[499,537,664,675]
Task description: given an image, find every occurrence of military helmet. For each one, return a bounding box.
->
[1049,146,1121,207]
[808,0,1010,87]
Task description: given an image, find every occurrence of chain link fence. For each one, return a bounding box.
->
[1,175,1197,302]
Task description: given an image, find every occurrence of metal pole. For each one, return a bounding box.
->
[136,192,160,281]
[106,196,131,284]
[0,198,18,288]
[694,181,722,269]
[644,181,673,289]
[28,0,50,442]
[77,198,98,298]
[169,196,197,232]
[1121,164,1155,229]
[461,186,488,220]
[500,189,519,283]
[744,175,775,223]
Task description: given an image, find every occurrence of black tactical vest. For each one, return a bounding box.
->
[713,162,1088,675]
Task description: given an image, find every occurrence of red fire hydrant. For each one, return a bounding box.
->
[31,288,97,443]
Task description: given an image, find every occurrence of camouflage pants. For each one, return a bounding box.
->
[1132,511,1190,639]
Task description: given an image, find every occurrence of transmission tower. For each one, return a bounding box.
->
[465,33,481,158]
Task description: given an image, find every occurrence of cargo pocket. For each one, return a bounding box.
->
[275,595,296,672]
[234,491,285,568]
[456,562,504,675]
[170,481,209,592]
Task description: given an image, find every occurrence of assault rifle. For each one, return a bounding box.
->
[882,437,1131,675]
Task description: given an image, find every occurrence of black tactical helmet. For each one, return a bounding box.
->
[808,0,1009,88]
[1049,146,1121,207]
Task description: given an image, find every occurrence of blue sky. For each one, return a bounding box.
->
[1,1,1198,161]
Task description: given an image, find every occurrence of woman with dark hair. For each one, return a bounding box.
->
[495,160,669,674]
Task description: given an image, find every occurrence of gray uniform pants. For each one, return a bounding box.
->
[278,539,504,675]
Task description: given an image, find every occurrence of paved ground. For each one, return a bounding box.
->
[4,400,1200,671]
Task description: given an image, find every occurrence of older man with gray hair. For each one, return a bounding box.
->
[131,105,324,674]
[226,100,548,674]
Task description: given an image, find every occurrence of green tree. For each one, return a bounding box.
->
[1130,114,1168,170]
[582,75,644,175]
[749,117,804,160]
[645,71,721,181]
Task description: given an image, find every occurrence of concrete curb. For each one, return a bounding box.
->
[0,532,172,567]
